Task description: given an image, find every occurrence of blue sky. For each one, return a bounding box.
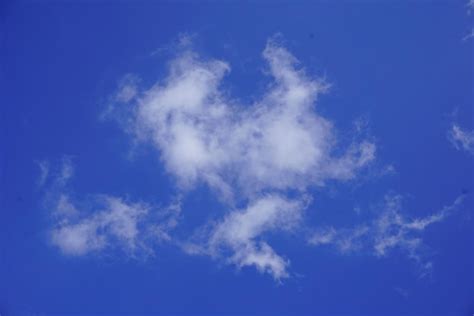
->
[1,1,473,315]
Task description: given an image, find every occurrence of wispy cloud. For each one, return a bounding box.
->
[468,0,474,15]
[464,1,474,40]
[36,160,50,188]
[462,28,474,41]
[308,194,466,277]
[43,159,180,258]
[448,123,474,155]
[51,195,150,256]
[183,195,309,280]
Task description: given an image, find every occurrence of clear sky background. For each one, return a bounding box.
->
[1,1,473,315]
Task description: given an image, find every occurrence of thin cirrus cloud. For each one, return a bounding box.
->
[448,123,474,155]
[468,0,474,14]
[36,160,50,188]
[464,0,474,40]
[104,36,375,279]
[308,193,466,278]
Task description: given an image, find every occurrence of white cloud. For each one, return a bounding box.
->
[120,36,375,197]
[468,0,474,14]
[183,195,307,280]
[58,156,74,185]
[55,194,79,218]
[43,159,180,258]
[308,226,337,246]
[230,242,289,280]
[148,197,182,242]
[36,160,50,187]
[462,28,474,41]
[52,220,106,256]
[448,124,474,155]
[309,225,370,254]
[115,76,139,103]
[51,196,149,256]
[309,194,466,277]
[105,36,377,278]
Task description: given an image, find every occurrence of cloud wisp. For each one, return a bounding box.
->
[182,194,310,280]
[464,0,474,40]
[44,159,180,257]
[308,194,466,278]
[448,123,474,155]
[105,36,375,279]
